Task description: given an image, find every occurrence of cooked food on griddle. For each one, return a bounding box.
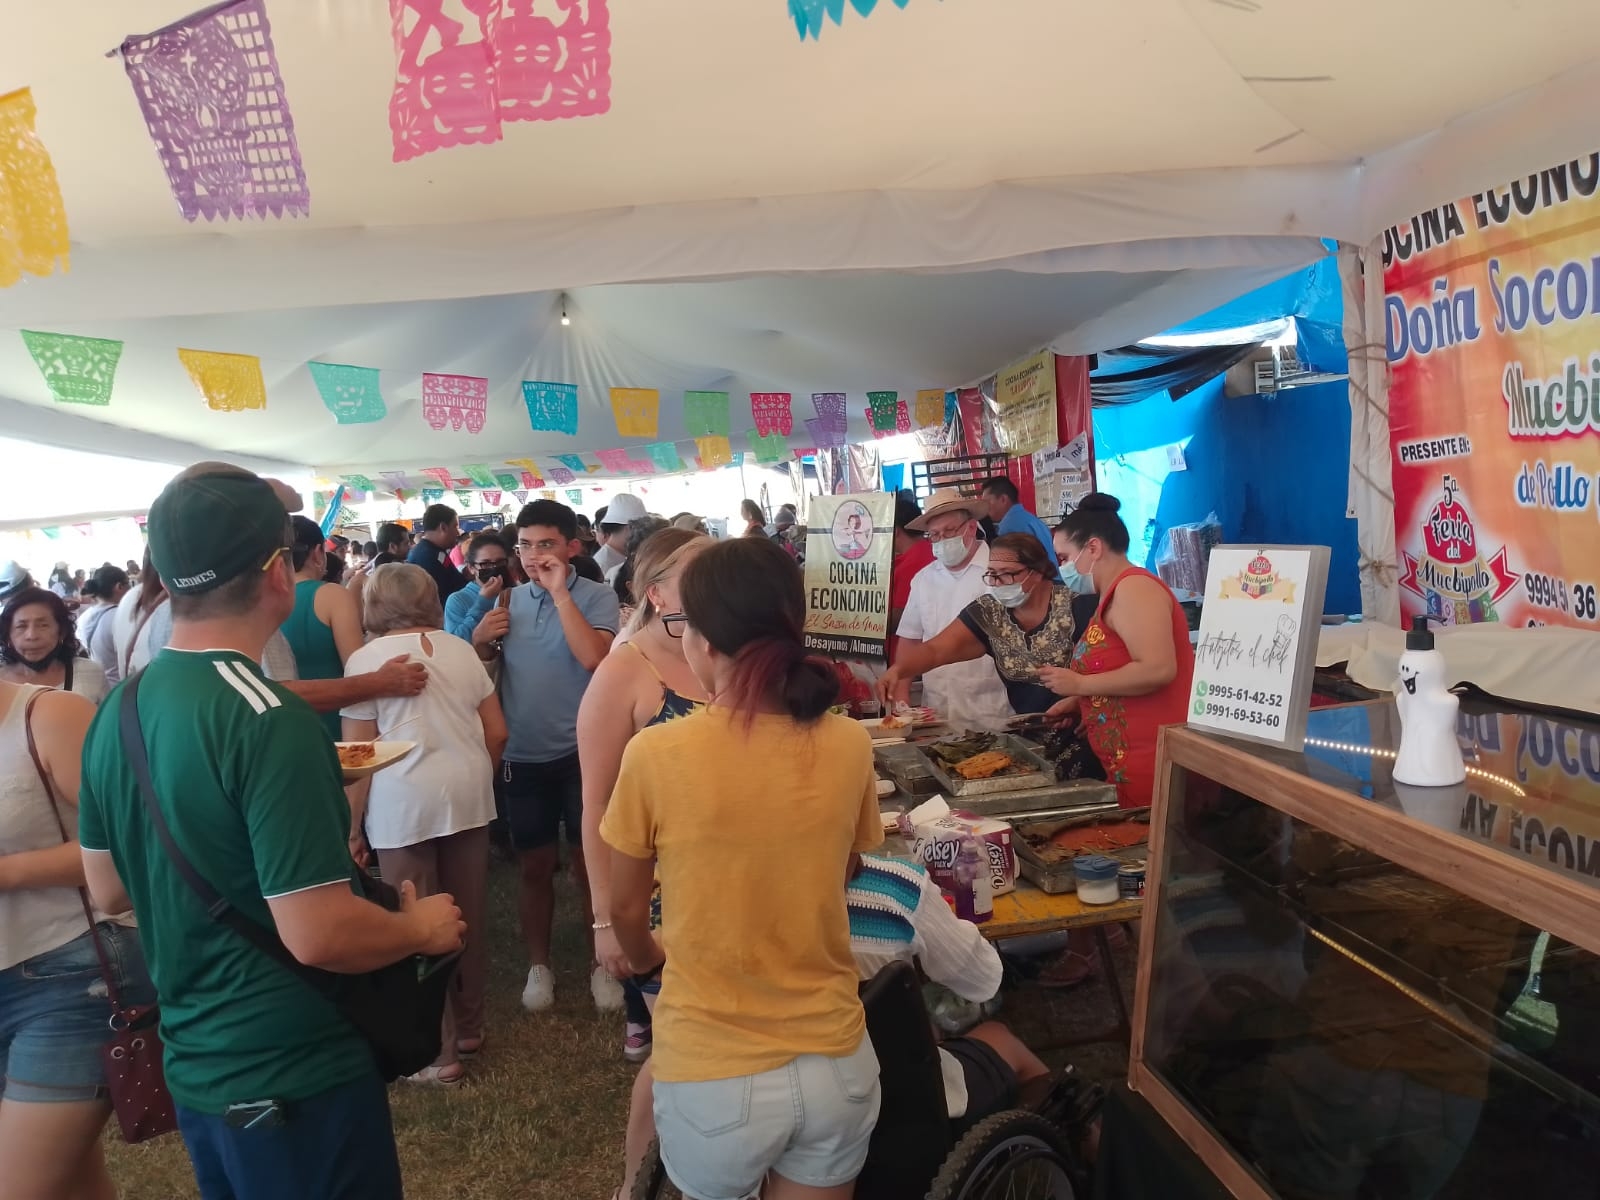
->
[952,750,1016,780]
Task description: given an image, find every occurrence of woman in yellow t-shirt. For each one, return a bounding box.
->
[601,537,884,1200]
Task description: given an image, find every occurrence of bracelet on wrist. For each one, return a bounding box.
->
[592,920,613,931]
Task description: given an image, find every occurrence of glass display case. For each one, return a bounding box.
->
[1130,700,1600,1200]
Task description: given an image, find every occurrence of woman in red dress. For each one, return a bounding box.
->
[1037,493,1195,810]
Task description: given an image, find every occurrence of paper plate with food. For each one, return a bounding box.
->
[860,706,939,738]
[337,740,416,782]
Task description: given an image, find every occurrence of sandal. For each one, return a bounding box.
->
[1037,951,1100,990]
[403,1063,466,1087]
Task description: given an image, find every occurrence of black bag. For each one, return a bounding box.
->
[119,674,459,1082]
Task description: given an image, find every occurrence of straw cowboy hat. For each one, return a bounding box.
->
[906,489,978,533]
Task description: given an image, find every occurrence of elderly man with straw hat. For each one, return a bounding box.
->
[886,488,1014,730]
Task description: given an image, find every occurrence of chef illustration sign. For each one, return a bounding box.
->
[1189,545,1330,751]
[804,492,894,660]
[1385,149,1600,630]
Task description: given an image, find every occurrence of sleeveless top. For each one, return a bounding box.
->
[625,641,703,728]
[0,685,93,971]
[625,642,703,932]
[282,580,344,739]
[1070,567,1196,808]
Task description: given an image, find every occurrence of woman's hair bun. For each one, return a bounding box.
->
[1078,492,1122,514]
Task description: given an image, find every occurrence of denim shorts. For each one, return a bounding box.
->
[0,923,155,1104]
[653,1036,881,1200]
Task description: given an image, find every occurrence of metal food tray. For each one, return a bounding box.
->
[955,779,1119,820]
[919,733,1055,797]
[1013,808,1151,894]
[1016,839,1150,894]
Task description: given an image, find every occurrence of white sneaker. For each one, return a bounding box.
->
[591,964,626,1013]
[521,964,555,1013]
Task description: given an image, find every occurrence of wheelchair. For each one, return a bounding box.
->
[632,961,1088,1200]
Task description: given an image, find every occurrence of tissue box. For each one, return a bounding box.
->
[912,812,1017,896]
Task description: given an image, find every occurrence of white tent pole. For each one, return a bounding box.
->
[1339,242,1400,626]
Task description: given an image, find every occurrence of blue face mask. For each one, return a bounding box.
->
[1060,549,1091,594]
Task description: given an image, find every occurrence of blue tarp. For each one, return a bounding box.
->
[1164,253,1346,374]
[1093,375,1362,616]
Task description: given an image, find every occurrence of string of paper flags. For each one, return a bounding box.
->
[1,0,922,288]
[12,325,959,483]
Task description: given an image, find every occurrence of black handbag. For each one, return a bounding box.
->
[119,673,460,1082]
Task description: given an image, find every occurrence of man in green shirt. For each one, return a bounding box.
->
[79,464,465,1200]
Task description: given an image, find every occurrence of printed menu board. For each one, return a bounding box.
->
[1188,545,1331,751]
[803,491,894,661]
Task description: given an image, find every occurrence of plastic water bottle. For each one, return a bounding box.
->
[953,836,993,924]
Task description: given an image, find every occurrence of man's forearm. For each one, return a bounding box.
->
[284,896,428,974]
[282,674,387,714]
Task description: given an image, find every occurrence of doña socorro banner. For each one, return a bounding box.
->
[1384,151,1600,630]
[803,492,893,660]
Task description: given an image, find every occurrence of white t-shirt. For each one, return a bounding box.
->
[341,630,496,850]
[109,586,167,683]
[594,543,625,575]
[897,542,1014,730]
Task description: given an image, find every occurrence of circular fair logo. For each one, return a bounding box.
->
[831,500,874,561]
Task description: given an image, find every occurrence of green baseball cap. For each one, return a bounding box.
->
[148,469,293,596]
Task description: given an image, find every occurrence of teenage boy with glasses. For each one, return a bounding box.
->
[471,501,622,1015]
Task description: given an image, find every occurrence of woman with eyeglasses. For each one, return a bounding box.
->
[601,537,884,1200]
[577,529,706,1087]
[879,532,1100,729]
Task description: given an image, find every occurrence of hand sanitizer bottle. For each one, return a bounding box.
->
[1392,616,1465,787]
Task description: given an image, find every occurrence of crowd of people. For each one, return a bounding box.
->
[0,465,1190,1199]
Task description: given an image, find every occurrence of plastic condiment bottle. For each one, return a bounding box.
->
[1392,615,1466,787]
[953,836,993,924]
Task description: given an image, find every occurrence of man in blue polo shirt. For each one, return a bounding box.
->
[980,476,1060,570]
[472,499,622,1016]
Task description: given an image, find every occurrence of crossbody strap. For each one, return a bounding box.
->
[117,673,341,1001]
[22,689,122,1008]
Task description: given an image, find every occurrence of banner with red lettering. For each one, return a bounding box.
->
[1385,151,1600,630]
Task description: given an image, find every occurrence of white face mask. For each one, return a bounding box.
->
[931,535,968,567]
[989,582,1028,608]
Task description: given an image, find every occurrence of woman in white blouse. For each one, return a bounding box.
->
[342,564,507,1086]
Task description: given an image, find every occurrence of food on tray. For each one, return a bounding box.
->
[1018,814,1151,865]
[337,742,376,769]
[927,732,999,768]
[953,750,1015,780]
[879,711,911,730]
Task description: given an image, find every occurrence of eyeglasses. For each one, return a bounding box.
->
[982,567,1029,586]
[516,539,563,554]
[261,546,290,572]
[661,613,690,640]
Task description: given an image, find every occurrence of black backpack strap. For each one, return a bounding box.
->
[118,672,337,998]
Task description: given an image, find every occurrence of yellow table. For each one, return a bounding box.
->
[984,880,1142,1048]
[985,882,1142,941]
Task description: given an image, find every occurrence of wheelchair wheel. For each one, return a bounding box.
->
[926,1111,1080,1200]
[630,1138,681,1200]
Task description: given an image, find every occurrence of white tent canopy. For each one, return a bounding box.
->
[2,0,1597,519]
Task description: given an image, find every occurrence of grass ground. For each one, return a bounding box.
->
[105,862,1132,1200]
